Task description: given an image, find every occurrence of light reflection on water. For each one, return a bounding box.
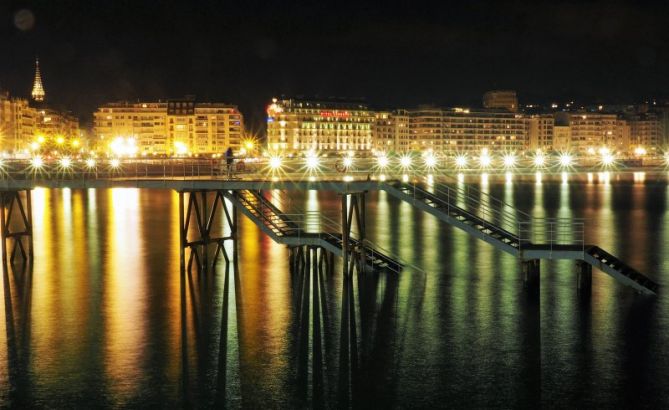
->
[0,177,667,408]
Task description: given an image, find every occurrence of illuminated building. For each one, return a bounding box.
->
[482,90,518,112]
[35,108,79,140]
[0,59,79,153]
[372,110,410,152]
[441,108,528,152]
[94,98,243,155]
[555,112,628,153]
[628,113,661,153]
[409,106,444,151]
[527,114,555,151]
[0,91,37,152]
[31,58,46,103]
[266,98,373,154]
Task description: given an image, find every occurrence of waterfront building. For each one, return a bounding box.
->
[266,98,374,155]
[527,114,555,151]
[554,112,628,153]
[482,90,518,112]
[0,91,37,152]
[93,98,243,155]
[372,110,410,153]
[441,108,528,153]
[628,112,662,153]
[371,106,530,154]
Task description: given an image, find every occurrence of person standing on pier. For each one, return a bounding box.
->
[225,147,234,178]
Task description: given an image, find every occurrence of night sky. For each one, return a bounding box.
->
[2,0,669,128]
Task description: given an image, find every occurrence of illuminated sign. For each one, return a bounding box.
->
[320,110,350,118]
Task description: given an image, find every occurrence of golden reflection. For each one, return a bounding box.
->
[306,190,320,233]
[104,188,146,403]
[30,188,57,380]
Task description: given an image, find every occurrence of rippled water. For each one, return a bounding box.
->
[0,173,668,408]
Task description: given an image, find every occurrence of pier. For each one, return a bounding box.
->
[0,158,659,295]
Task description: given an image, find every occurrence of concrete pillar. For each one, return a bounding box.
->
[522,259,540,289]
[576,260,592,294]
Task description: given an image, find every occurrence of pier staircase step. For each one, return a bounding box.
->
[230,190,403,273]
[584,246,659,294]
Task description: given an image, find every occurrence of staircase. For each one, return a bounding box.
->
[381,180,659,295]
[584,246,659,294]
[226,189,404,274]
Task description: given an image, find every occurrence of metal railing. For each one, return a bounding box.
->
[517,218,585,255]
[243,189,424,275]
[387,179,586,253]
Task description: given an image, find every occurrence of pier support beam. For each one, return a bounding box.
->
[341,191,367,277]
[576,260,592,294]
[0,190,33,269]
[289,245,335,277]
[521,259,540,289]
[178,190,237,274]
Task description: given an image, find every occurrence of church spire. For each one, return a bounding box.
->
[31,57,45,102]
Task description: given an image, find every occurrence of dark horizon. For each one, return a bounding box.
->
[3,0,669,128]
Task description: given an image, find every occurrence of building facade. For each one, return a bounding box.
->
[0,92,36,152]
[266,98,374,155]
[628,113,661,152]
[372,110,410,152]
[93,99,243,155]
[483,90,518,112]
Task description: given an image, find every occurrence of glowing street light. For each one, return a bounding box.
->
[424,153,437,168]
[31,156,44,168]
[269,156,282,170]
[110,158,121,168]
[601,152,615,166]
[59,157,72,168]
[305,153,320,170]
[399,154,412,169]
[343,156,353,168]
[173,141,188,156]
[558,153,573,167]
[502,154,516,168]
[85,158,96,168]
[56,136,65,145]
[533,153,546,167]
[479,150,492,168]
[30,142,40,151]
[377,154,389,168]
[634,146,647,156]
[454,154,468,168]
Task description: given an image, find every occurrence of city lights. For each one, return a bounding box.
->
[455,155,468,168]
[479,150,491,168]
[558,153,573,167]
[111,137,139,157]
[343,156,353,168]
[634,146,647,156]
[424,153,437,168]
[59,157,72,168]
[399,154,412,169]
[377,154,389,168]
[601,152,615,166]
[533,153,546,167]
[502,154,516,168]
[269,156,282,169]
[31,156,44,168]
[305,152,320,170]
[110,158,121,168]
[85,158,96,168]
